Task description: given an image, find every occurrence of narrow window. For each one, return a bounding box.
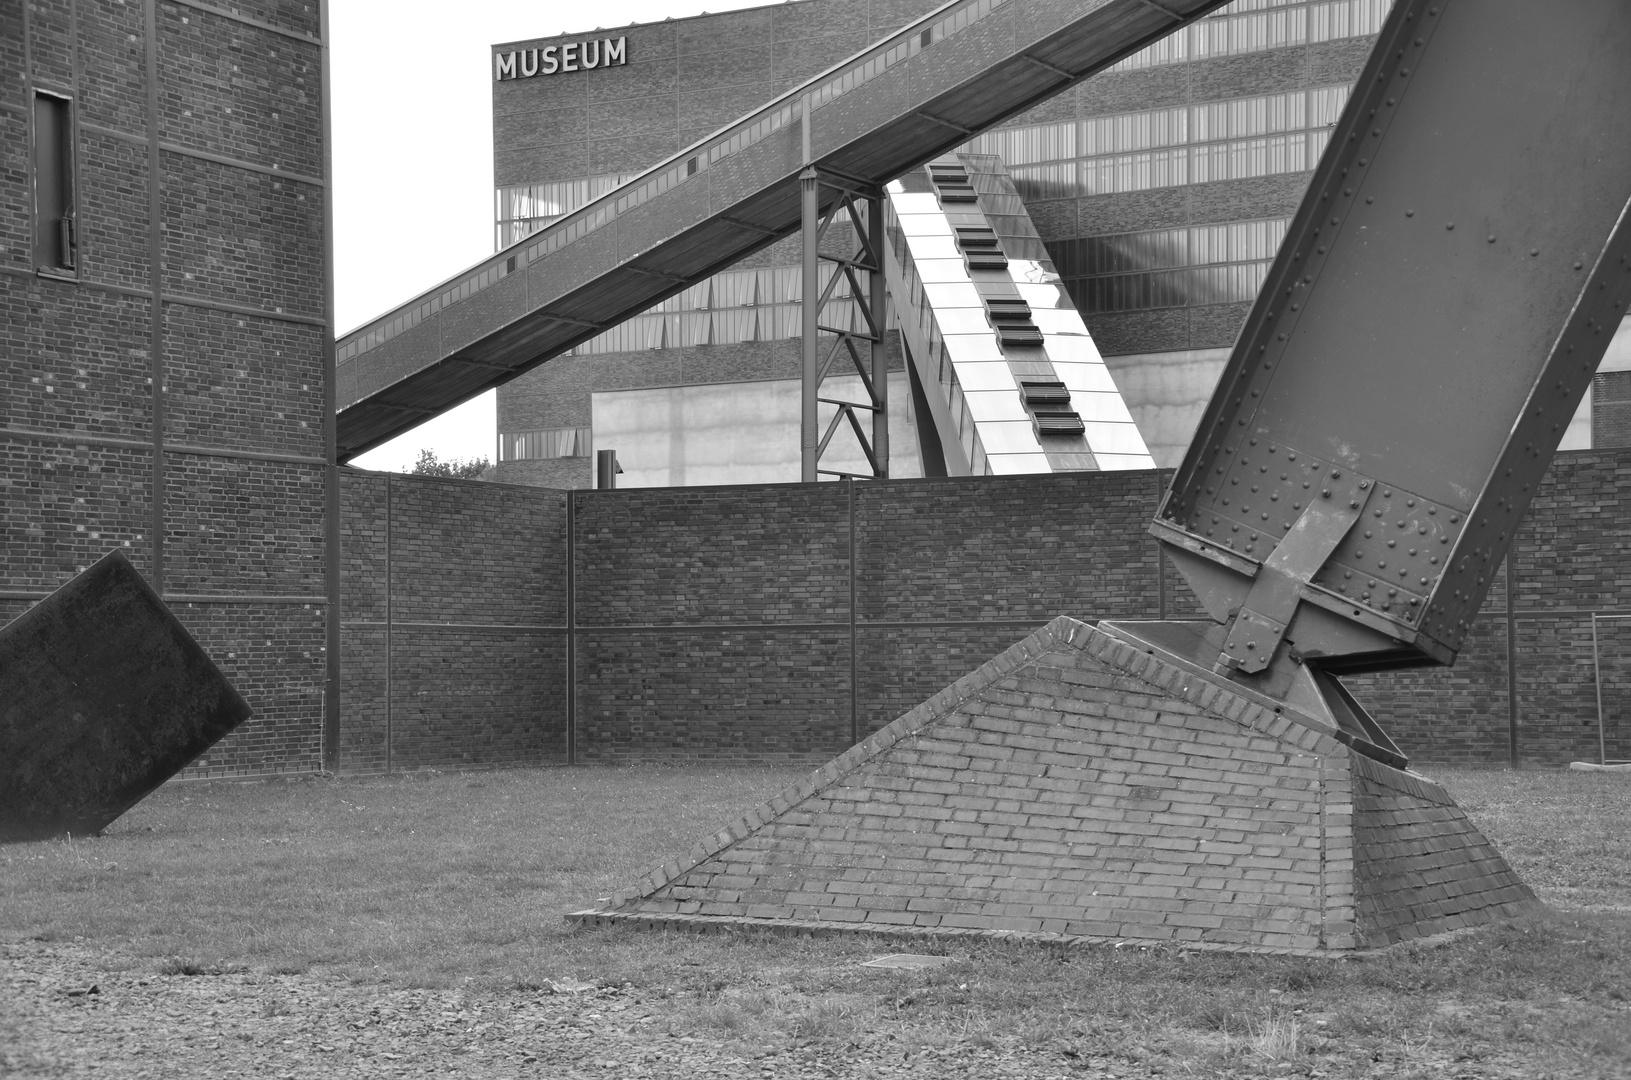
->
[32,91,76,273]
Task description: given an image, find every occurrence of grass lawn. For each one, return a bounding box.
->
[2,764,1628,1077]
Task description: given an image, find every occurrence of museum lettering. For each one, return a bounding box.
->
[495,37,626,80]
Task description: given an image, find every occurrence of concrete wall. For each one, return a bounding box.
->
[2,0,331,778]
[339,450,1631,774]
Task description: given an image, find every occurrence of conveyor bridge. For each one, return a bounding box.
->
[334,0,1231,461]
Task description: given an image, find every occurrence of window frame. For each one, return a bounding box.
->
[30,87,80,280]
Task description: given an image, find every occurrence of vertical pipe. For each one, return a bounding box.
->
[319,0,341,774]
[1592,615,1606,767]
[848,476,858,746]
[1505,555,1518,767]
[800,94,818,484]
[565,490,577,765]
[869,193,888,477]
[1155,471,1168,622]
[384,474,393,774]
[801,167,819,483]
[144,0,164,596]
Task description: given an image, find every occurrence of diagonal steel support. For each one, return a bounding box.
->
[801,165,888,483]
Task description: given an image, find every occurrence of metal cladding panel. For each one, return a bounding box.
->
[1159,0,1631,665]
[0,551,252,842]
[809,76,911,166]
[523,224,622,313]
[613,179,720,266]
[338,320,442,411]
[705,130,803,210]
[442,271,531,361]
[338,0,1231,459]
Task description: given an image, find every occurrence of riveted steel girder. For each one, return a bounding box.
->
[1144,0,1631,686]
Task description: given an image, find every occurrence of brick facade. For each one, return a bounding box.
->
[2,0,333,780]
[339,451,1631,775]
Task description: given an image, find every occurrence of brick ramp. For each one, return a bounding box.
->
[569,618,1539,954]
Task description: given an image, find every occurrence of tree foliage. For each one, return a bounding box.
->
[410,449,490,479]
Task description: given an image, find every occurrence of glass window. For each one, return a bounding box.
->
[1108,0,1393,72]
[500,427,591,460]
[32,91,76,273]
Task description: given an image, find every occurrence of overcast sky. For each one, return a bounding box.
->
[332,0,770,471]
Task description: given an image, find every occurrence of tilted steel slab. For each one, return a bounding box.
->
[0,551,251,842]
[335,0,1231,461]
[1140,0,1631,692]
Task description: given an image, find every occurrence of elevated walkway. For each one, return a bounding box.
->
[335,0,1231,461]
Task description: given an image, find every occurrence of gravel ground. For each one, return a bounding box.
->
[1,940,1137,1079]
[5,938,1621,1079]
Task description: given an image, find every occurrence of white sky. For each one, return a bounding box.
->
[332,0,771,471]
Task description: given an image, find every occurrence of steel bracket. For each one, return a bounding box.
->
[1218,471,1373,674]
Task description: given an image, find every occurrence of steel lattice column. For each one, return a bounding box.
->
[799,176,890,482]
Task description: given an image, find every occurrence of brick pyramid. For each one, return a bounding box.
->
[570,618,1540,954]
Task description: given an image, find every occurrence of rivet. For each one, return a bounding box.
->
[1488,235,1496,243]
[1406,210,1414,217]
[1366,196,1374,204]
[1446,222,1454,230]
[1531,249,1539,257]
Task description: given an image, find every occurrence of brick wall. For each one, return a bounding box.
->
[336,471,567,773]
[340,451,1631,773]
[3,0,332,780]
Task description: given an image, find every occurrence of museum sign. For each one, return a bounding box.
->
[495,38,627,80]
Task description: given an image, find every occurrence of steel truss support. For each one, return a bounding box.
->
[801,169,888,482]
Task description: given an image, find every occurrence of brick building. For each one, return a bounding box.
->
[487,0,1629,487]
[1,0,337,776]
